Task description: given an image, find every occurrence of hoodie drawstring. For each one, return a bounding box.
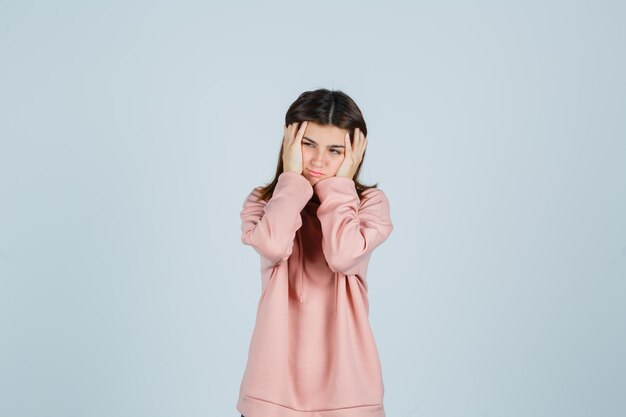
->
[297,231,304,303]
[296,224,339,314]
[334,272,338,315]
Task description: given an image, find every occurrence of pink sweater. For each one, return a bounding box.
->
[236,171,393,417]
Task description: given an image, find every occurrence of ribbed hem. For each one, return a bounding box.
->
[237,394,385,417]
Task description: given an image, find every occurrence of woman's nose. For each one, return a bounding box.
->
[312,150,324,165]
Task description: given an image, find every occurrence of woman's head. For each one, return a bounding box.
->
[256,88,377,201]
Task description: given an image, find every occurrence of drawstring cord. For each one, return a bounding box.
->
[297,231,304,303]
[297,206,339,312]
[334,272,338,315]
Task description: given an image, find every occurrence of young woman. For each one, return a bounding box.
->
[236,88,393,417]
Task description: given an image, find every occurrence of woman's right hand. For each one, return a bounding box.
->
[282,121,308,174]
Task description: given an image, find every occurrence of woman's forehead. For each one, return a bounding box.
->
[304,122,347,145]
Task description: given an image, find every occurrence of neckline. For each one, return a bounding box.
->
[309,194,320,205]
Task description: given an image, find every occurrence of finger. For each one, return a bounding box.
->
[358,129,367,149]
[344,131,352,156]
[290,122,299,143]
[356,128,363,143]
[295,121,308,143]
[357,128,366,143]
[352,128,362,150]
[354,129,366,158]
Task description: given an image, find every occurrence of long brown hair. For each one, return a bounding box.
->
[256,88,378,202]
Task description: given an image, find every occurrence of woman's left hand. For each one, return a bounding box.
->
[335,127,367,179]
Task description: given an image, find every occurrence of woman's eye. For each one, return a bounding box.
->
[330,149,341,154]
[304,143,314,147]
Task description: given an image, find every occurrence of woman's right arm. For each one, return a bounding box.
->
[240,171,313,266]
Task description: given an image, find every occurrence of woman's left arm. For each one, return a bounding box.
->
[314,177,393,276]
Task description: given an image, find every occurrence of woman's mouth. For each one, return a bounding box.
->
[307,169,323,177]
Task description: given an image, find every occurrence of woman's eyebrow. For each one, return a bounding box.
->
[303,136,345,148]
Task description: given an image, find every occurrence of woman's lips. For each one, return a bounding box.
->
[307,169,323,177]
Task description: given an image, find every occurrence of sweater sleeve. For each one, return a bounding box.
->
[314,176,393,276]
[240,171,313,266]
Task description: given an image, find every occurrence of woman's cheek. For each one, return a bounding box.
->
[300,146,309,162]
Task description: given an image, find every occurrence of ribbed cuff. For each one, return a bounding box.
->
[313,176,357,200]
[276,171,314,202]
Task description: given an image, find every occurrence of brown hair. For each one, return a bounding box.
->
[256,88,378,202]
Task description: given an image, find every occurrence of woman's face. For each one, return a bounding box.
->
[301,122,348,186]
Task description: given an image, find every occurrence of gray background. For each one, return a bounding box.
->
[1,1,625,416]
